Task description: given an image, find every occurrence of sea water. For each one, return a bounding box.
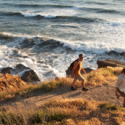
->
[0,0,125,80]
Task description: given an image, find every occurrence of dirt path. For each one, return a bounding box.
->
[0,83,123,111]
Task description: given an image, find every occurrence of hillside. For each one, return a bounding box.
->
[0,67,125,125]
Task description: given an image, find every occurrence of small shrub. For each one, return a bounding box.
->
[0,99,125,124]
[47,112,71,122]
[35,111,44,123]
[99,103,125,111]
[42,80,66,91]
[87,73,96,81]
[102,69,114,77]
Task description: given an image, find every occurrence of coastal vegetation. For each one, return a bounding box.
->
[0,99,125,125]
[0,67,122,101]
[0,67,124,124]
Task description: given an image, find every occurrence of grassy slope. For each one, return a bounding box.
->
[0,99,125,125]
[0,67,124,125]
[0,66,122,100]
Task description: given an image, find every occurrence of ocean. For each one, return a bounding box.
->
[0,0,125,81]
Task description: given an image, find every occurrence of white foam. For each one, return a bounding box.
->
[18,69,30,77]
[20,8,78,18]
[42,36,125,54]
[1,29,125,81]
[47,65,64,77]
[1,31,125,54]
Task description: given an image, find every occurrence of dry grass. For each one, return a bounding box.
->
[0,77,71,100]
[0,67,123,100]
[84,66,119,87]
[0,67,124,124]
[0,84,40,100]
[0,99,125,125]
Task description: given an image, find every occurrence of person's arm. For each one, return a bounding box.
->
[115,87,119,96]
[71,62,78,78]
[81,68,86,74]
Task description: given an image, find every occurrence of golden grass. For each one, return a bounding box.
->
[84,67,118,86]
[0,99,125,125]
[0,67,124,124]
[0,67,123,100]
[0,77,71,100]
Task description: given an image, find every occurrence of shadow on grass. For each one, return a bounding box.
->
[0,85,73,108]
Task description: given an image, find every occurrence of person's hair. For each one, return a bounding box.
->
[121,68,125,74]
[79,54,83,57]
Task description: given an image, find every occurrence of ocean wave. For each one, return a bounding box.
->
[0,32,125,55]
[3,3,75,9]
[85,1,112,5]
[80,7,121,14]
[97,9,120,14]
[0,11,104,23]
[2,3,120,14]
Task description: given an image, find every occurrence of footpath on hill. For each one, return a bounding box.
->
[0,59,124,112]
[0,81,123,112]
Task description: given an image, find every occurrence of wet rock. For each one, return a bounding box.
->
[84,68,93,73]
[10,64,29,75]
[107,51,125,56]
[106,51,119,55]
[13,64,40,82]
[16,64,28,70]
[97,59,125,68]
[0,67,12,74]
[0,64,40,82]
[20,69,40,82]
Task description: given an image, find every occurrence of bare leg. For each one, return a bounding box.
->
[82,80,88,91]
[71,79,77,88]
[81,80,85,88]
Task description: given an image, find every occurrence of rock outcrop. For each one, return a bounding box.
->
[20,69,40,82]
[97,59,125,68]
[0,64,40,82]
[0,73,26,91]
[11,64,40,82]
[0,67,12,74]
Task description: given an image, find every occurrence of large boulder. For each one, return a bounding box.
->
[0,73,26,91]
[11,64,40,82]
[0,67,12,74]
[19,69,40,82]
[97,59,125,68]
[107,51,125,56]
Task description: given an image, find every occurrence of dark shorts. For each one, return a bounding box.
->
[118,89,125,97]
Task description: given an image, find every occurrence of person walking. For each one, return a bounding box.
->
[115,68,125,107]
[71,54,88,91]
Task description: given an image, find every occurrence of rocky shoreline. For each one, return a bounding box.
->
[0,59,125,92]
[0,64,40,92]
[0,64,40,82]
